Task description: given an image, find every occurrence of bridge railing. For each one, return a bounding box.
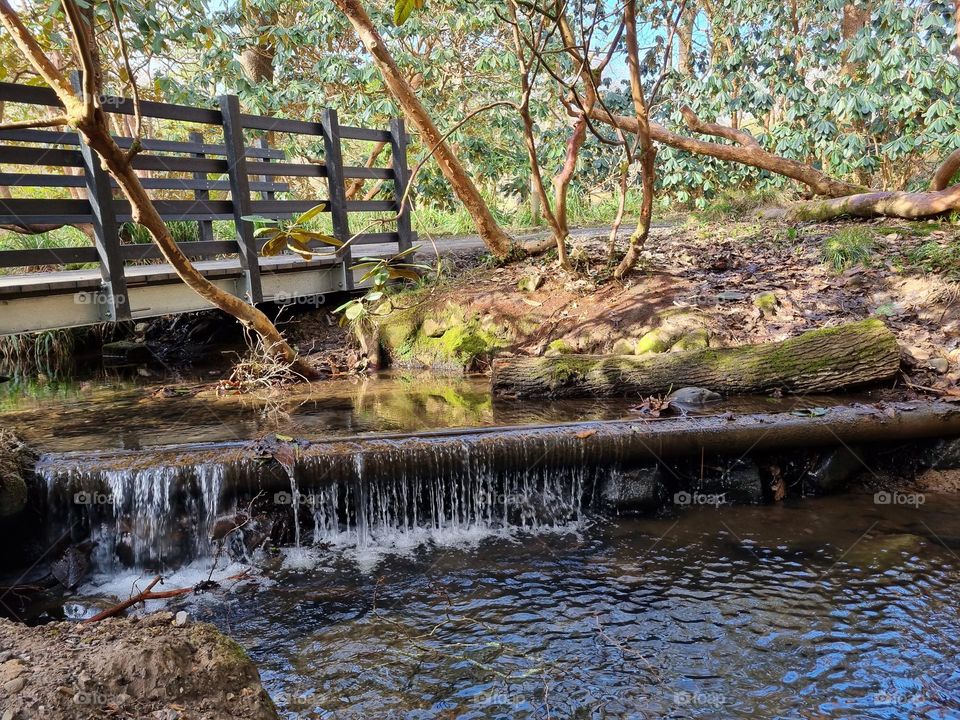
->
[0,81,414,321]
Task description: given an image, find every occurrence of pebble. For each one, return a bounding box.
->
[173,611,190,627]
[929,357,949,373]
[4,676,27,693]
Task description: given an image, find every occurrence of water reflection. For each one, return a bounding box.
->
[0,369,878,452]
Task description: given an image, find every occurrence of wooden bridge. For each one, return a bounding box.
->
[0,82,415,335]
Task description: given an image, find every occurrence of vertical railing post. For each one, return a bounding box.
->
[188,131,215,245]
[390,118,414,253]
[218,94,263,304]
[321,108,353,290]
[257,136,275,201]
[71,74,130,322]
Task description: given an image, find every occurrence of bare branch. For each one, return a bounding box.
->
[680,105,761,148]
[0,116,69,131]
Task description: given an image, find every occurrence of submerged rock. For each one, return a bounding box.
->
[807,447,866,494]
[603,464,667,511]
[666,387,722,406]
[0,614,278,720]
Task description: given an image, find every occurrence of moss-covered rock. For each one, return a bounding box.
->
[753,291,779,317]
[634,328,674,355]
[611,338,637,355]
[0,429,33,517]
[546,339,576,356]
[378,301,510,370]
[671,328,711,352]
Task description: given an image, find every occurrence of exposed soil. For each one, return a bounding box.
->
[0,612,278,720]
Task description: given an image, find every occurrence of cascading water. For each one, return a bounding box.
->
[36,428,622,575]
[40,461,224,572]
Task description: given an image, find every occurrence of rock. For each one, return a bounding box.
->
[611,338,636,356]
[0,430,33,517]
[692,461,764,504]
[926,438,960,469]
[753,291,779,317]
[667,387,721,406]
[545,339,575,356]
[634,327,674,354]
[928,357,949,373]
[0,659,28,684]
[516,273,544,292]
[420,317,447,338]
[602,464,666,510]
[808,447,865,494]
[671,329,710,352]
[173,611,190,627]
[102,340,151,364]
[3,676,27,694]
[0,614,279,720]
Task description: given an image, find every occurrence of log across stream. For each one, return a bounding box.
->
[492,319,900,398]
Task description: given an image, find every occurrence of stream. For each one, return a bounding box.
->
[2,370,959,718]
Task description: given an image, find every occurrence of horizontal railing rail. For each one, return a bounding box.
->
[0,80,415,320]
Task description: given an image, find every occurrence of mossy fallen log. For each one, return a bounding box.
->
[492,319,900,398]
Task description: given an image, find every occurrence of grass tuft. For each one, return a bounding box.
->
[822,228,876,271]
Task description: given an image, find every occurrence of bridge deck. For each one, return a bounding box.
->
[0,235,488,335]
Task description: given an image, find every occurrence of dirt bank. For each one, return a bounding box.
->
[0,612,278,720]
[366,217,957,395]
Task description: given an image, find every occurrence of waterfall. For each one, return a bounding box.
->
[40,461,224,572]
[36,426,624,573]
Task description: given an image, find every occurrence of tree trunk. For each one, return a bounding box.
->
[784,183,960,221]
[492,319,899,398]
[332,0,513,257]
[614,0,656,280]
[840,2,871,76]
[77,114,305,370]
[931,149,960,191]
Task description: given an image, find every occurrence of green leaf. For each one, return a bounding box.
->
[295,203,328,225]
[345,302,364,320]
[394,0,415,25]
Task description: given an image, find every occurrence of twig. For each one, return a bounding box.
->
[0,116,69,131]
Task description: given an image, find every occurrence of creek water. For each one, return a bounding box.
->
[3,371,958,718]
[192,495,960,719]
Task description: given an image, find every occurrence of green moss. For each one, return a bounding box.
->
[611,338,636,355]
[546,339,575,355]
[0,430,32,517]
[544,355,596,390]
[753,292,778,316]
[672,328,710,351]
[635,328,673,355]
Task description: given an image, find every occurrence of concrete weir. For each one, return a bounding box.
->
[32,401,960,570]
